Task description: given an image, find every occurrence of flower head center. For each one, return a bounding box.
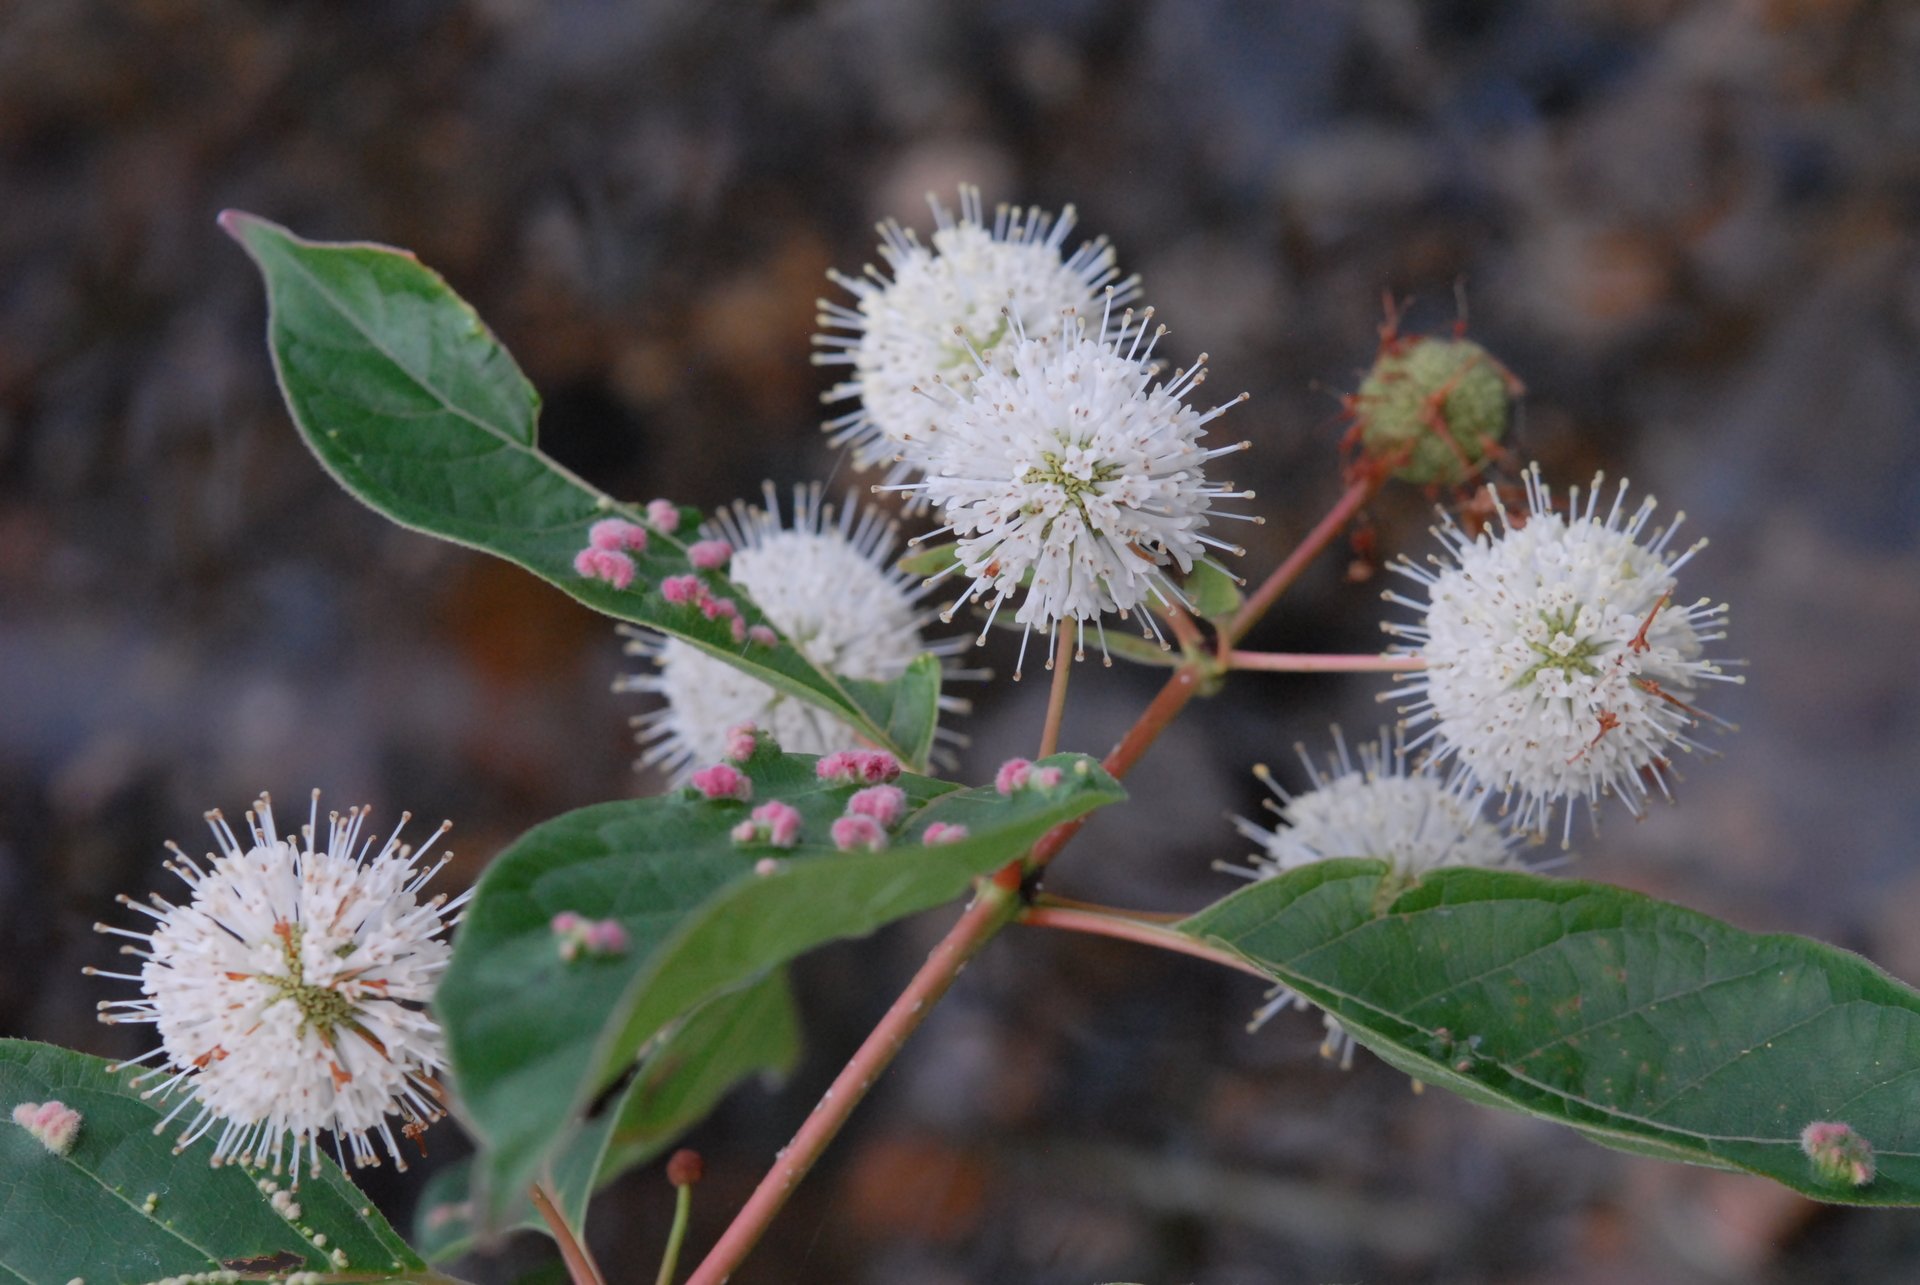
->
[1514,606,1609,687]
[264,922,358,1035]
[1021,449,1117,525]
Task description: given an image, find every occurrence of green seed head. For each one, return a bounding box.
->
[1354,337,1510,486]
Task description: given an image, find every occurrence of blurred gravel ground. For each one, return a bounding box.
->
[4,1,1920,1281]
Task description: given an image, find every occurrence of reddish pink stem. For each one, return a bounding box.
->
[1226,650,1423,674]
[683,875,1020,1285]
[1222,476,1379,648]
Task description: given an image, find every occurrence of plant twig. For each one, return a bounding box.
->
[683,873,1022,1285]
[1155,595,1205,653]
[1223,476,1379,648]
[1038,627,1075,758]
[1226,650,1423,673]
[655,1182,694,1285]
[532,1182,607,1285]
[1019,904,1271,980]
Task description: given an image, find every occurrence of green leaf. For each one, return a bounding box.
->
[1181,861,1920,1205]
[0,1039,459,1283]
[1182,560,1243,621]
[414,971,800,1263]
[221,212,934,767]
[895,540,959,579]
[438,751,1122,1224]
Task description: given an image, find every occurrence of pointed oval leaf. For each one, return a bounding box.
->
[1181,861,1920,1205]
[0,1039,455,1283]
[437,751,1122,1223]
[414,969,799,1264]
[220,212,936,766]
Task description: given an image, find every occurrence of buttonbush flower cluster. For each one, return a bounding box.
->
[44,192,1795,1285]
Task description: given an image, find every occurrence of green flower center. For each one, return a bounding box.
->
[1020,450,1116,529]
[262,924,358,1035]
[1513,606,1609,687]
[936,315,1011,372]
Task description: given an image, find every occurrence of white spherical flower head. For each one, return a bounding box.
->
[814,185,1137,474]
[621,484,974,778]
[1384,467,1740,844]
[905,303,1252,674]
[92,792,464,1179]
[1224,727,1520,886]
[1221,729,1520,1068]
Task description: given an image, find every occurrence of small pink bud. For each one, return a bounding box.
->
[583,920,630,954]
[753,800,804,847]
[724,723,762,763]
[589,518,649,553]
[815,751,860,784]
[754,857,781,876]
[855,751,903,784]
[1801,1120,1876,1187]
[831,814,888,853]
[690,763,752,801]
[701,596,739,621]
[921,821,969,845]
[688,540,733,570]
[747,624,779,647]
[11,1100,81,1155]
[573,546,636,590]
[646,499,681,533]
[729,615,748,644]
[1033,765,1064,789]
[847,785,907,829]
[995,758,1033,795]
[552,912,629,962]
[661,574,706,606]
[731,819,759,844]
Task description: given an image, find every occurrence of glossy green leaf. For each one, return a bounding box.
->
[896,540,959,579]
[0,1039,457,1283]
[1181,861,1920,1204]
[221,212,937,767]
[414,970,799,1263]
[438,750,1122,1224]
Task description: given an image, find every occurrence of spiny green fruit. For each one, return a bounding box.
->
[1353,336,1511,486]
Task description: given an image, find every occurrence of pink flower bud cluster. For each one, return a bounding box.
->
[689,763,752,801]
[645,499,681,533]
[732,800,803,849]
[573,518,651,590]
[659,572,769,647]
[723,722,767,763]
[1801,1120,1876,1187]
[551,912,631,963]
[11,1100,81,1155]
[816,750,903,786]
[994,757,1064,795]
[688,540,733,570]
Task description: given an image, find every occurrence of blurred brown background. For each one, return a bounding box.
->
[5,1,1920,1281]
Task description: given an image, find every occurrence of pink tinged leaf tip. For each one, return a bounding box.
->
[690,763,752,801]
[921,821,969,845]
[573,546,636,590]
[1801,1120,1876,1187]
[724,723,763,763]
[995,758,1033,794]
[589,518,650,553]
[646,499,681,533]
[661,574,706,606]
[846,785,908,829]
[688,540,733,570]
[831,814,888,853]
[552,913,629,962]
[12,1100,82,1155]
[747,624,779,648]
